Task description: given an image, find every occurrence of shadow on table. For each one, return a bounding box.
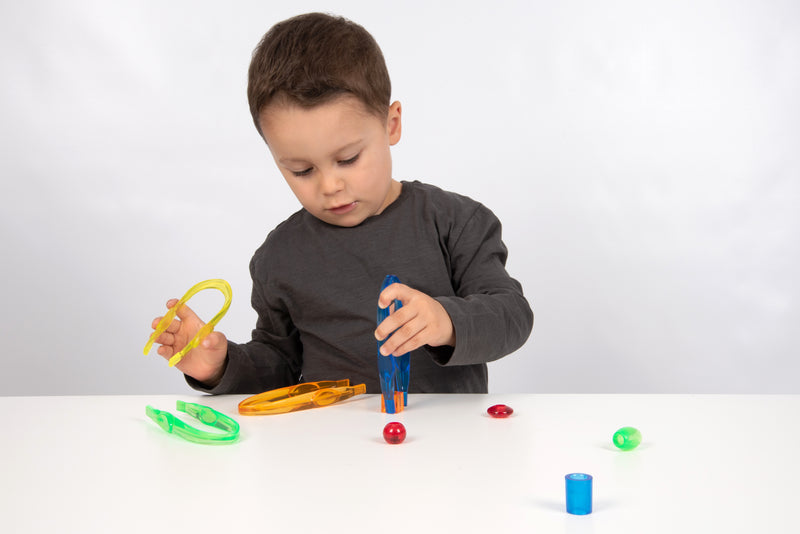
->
[531,497,621,514]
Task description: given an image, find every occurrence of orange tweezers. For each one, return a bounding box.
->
[238,380,366,415]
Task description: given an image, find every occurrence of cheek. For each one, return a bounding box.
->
[363,149,392,182]
[284,177,315,203]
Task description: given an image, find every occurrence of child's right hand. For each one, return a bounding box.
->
[150,299,229,387]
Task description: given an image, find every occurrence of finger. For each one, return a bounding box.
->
[375,306,415,341]
[151,298,180,330]
[380,317,425,356]
[151,316,182,335]
[388,332,425,356]
[378,283,411,309]
[174,301,203,323]
[157,344,175,359]
[154,330,176,347]
[391,315,442,355]
[165,318,183,334]
[383,329,425,356]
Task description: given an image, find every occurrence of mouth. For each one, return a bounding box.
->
[327,201,358,215]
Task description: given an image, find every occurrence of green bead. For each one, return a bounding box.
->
[613,426,642,451]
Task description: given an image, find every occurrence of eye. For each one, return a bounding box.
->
[338,153,360,166]
[291,167,313,177]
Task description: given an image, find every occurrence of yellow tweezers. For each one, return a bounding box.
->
[143,279,232,367]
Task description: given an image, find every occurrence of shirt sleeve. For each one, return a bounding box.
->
[432,201,533,367]
[185,256,303,395]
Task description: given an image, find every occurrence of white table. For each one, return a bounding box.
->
[1,394,797,533]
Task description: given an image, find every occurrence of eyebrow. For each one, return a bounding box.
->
[278,140,363,166]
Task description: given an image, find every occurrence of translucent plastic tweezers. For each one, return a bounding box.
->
[377,275,410,414]
[143,279,232,367]
[146,401,240,444]
[238,380,367,415]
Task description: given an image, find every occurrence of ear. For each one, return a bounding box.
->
[387,101,402,145]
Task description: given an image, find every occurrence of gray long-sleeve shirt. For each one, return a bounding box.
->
[188,180,533,394]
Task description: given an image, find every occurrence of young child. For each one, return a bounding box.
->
[150,12,533,394]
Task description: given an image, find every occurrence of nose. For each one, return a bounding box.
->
[319,169,344,195]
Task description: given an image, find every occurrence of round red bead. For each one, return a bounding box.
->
[383,422,406,444]
[487,404,514,418]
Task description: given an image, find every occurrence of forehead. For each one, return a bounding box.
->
[258,95,383,156]
[259,94,379,131]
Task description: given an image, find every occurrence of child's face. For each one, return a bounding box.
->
[259,96,402,227]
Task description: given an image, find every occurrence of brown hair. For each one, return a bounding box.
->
[247,13,391,136]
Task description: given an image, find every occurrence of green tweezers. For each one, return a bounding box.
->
[146,401,240,444]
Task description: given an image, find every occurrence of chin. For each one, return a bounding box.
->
[334,217,366,228]
[316,213,364,228]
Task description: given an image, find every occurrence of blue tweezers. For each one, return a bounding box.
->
[376,275,410,414]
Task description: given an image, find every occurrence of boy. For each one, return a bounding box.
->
[150,12,533,394]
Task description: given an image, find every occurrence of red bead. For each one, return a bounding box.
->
[487,404,514,418]
[383,422,406,444]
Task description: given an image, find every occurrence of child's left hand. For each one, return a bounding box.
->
[374,283,455,356]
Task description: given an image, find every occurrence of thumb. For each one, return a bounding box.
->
[201,331,227,350]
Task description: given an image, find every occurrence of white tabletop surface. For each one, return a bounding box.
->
[1,393,797,533]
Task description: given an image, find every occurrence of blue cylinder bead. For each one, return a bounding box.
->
[565,473,593,515]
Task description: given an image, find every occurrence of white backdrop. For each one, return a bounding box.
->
[1,0,798,395]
